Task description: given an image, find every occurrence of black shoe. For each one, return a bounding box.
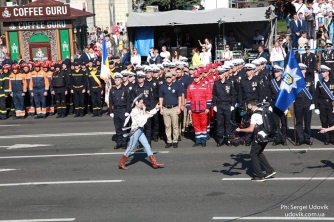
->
[165,143,172,148]
[73,114,79,118]
[114,144,122,149]
[224,139,231,147]
[98,114,102,117]
[201,143,206,147]
[251,177,266,182]
[61,115,66,118]
[178,136,181,141]
[92,114,97,117]
[264,171,276,179]
[305,141,312,145]
[42,116,46,119]
[122,144,127,149]
[193,143,201,147]
[216,140,224,147]
[324,141,330,145]
[206,136,210,140]
[80,114,84,117]
[272,142,279,146]
[153,138,159,142]
[173,143,178,148]
[245,142,251,146]
[181,132,185,137]
[296,141,303,146]
[56,115,61,118]
[138,144,143,148]
[49,113,54,116]
[282,141,287,146]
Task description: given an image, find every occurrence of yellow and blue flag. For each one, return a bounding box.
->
[275,48,306,111]
[100,35,111,107]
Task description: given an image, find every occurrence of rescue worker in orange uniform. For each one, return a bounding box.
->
[8,64,27,119]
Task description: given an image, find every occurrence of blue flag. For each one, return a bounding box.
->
[275,48,306,111]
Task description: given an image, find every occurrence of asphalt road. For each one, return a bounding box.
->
[0,114,333,222]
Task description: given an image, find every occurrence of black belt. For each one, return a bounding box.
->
[320,98,333,102]
[296,97,310,101]
[163,105,178,109]
[220,101,231,106]
[114,106,126,109]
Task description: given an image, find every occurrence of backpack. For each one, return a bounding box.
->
[254,106,277,142]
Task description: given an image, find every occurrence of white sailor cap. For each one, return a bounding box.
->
[224,61,234,68]
[232,60,240,66]
[162,62,170,67]
[114,72,123,79]
[128,72,136,77]
[238,59,245,64]
[157,64,164,70]
[144,66,152,72]
[244,63,256,70]
[168,62,176,68]
[136,71,146,77]
[251,59,261,66]
[218,65,231,73]
[135,64,143,70]
[320,65,331,71]
[298,63,307,70]
[152,66,160,72]
[258,57,267,64]
[120,70,129,76]
[274,65,283,72]
[179,57,188,62]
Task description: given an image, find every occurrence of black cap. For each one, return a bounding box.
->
[73,62,79,66]
[92,62,97,67]
[81,62,86,66]
[305,45,310,50]
[88,59,94,63]
[55,64,62,69]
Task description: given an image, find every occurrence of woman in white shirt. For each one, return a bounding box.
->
[118,97,164,170]
[298,31,309,53]
[198,38,212,62]
[270,40,286,68]
[130,48,141,66]
[222,45,233,61]
[199,46,210,65]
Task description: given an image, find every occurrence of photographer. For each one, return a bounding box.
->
[236,100,276,182]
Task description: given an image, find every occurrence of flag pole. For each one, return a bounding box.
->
[293,102,297,146]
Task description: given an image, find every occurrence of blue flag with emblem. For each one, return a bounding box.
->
[275,48,306,111]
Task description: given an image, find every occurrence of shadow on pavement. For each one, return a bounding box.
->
[213,153,254,177]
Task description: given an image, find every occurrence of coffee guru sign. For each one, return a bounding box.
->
[0,5,70,20]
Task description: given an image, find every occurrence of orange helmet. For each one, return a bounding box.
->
[12,64,20,70]
[34,62,41,67]
[3,64,11,70]
[49,61,55,67]
[42,63,49,69]
[21,63,29,68]
[58,60,63,64]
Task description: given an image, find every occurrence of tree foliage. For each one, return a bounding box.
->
[143,0,201,11]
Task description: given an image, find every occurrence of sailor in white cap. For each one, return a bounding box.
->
[238,63,263,146]
[109,72,130,150]
[294,63,315,146]
[118,93,164,170]
[315,64,334,145]
[322,41,334,80]
[267,64,288,146]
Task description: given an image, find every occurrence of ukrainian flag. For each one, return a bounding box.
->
[100,35,111,106]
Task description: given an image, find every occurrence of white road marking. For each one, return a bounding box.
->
[222,177,334,181]
[0,124,20,127]
[0,219,75,222]
[0,151,169,159]
[0,169,19,172]
[289,126,322,129]
[212,216,334,220]
[265,148,334,152]
[0,180,124,187]
[0,132,115,139]
[0,144,53,149]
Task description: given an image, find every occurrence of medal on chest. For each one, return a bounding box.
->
[225,85,230,93]
[121,92,124,100]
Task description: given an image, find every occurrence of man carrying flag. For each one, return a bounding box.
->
[100,35,111,108]
[275,47,306,113]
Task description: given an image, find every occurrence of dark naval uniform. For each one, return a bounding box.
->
[109,85,131,149]
[302,52,317,80]
[321,49,334,81]
[295,77,315,145]
[52,68,68,118]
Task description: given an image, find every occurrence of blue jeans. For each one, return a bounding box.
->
[124,128,153,157]
[274,60,284,69]
[318,17,324,25]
